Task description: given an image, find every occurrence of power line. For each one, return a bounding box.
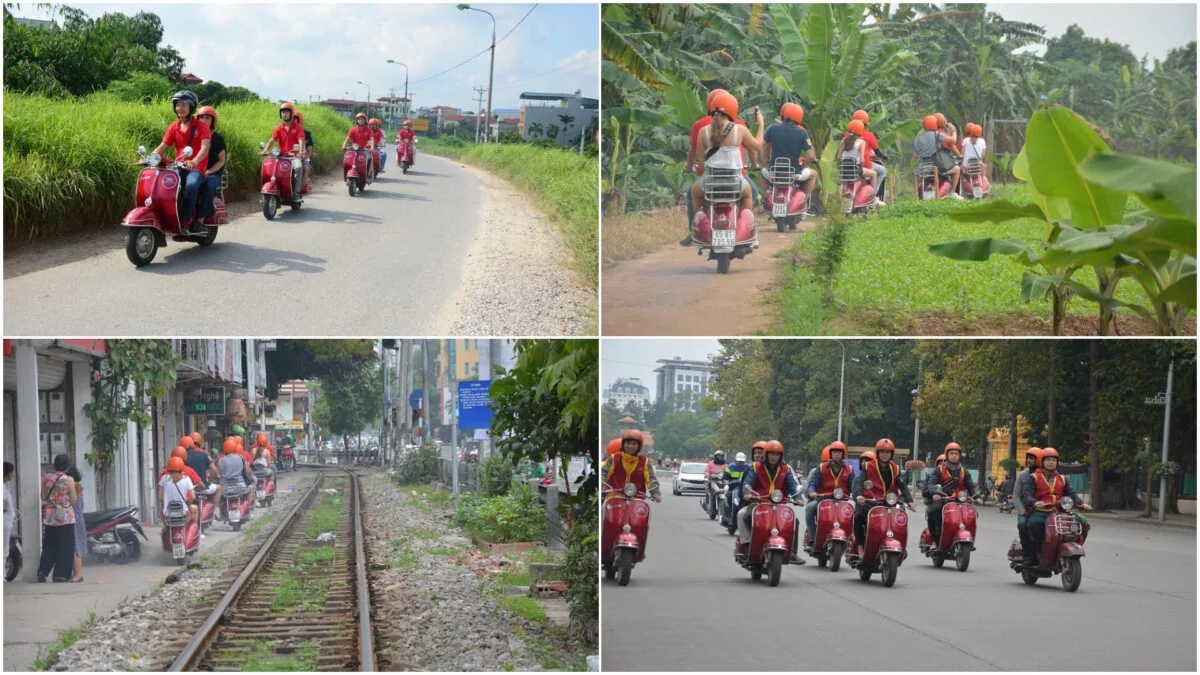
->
[417,60,595,101]
[408,4,538,86]
[497,4,537,45]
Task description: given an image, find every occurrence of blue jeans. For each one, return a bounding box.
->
[805,500,820,542]
[1026,511,1051,562]
[873,162,888,196]
[179,169,204,225]
[380,149,387,170]
[199,173,221,219]
[687,177,759,231]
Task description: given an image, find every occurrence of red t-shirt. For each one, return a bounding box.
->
[347,125,374,148]
[690,116,749,176]
[159,465,203,486]
[397,129,416,142]
[161,118,212,173]
[939,127,956,150]
[372,128,385,145]
[271,122,305,155]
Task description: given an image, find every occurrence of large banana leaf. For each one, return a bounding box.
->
[602,21,671,90]
[1078,152,1197,221]
[1024,107,1126,229]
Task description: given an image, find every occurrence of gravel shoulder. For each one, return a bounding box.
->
[432,160,594,336]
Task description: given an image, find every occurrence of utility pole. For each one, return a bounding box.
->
[1158,354,1174,522]
[450,347,460,495]
[422,340,432,443]
[912,354,921,464]
[380,345,389,467]
[472,86,487,144]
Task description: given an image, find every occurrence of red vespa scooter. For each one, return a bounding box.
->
[838,157,878,214]
[160,502,200,566]
[343,143,374,196]
[848,487,910,587]
[919,487,979,571]
[803,487,856,571]
[259,142,303,220]
[601,483,650,586]
[1007,497,1089,592]
[253,466,276,508]
[916,160,954,201]
[219,478,251,531]
[195,488,215,534]
[765,158,809,232]
[960,158,990,199]
[691,168,758,274]
[398,138,416,174]
[122,145,228,267]
[734,489,798,587]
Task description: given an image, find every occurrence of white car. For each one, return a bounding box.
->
[673,462,708,496]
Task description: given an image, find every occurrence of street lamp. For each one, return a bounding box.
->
[832,340,846,443]
[356,80,371,118]
[386,59,410,124]
[457,3,495,143]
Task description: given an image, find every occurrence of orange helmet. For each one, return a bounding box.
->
[1040,447,1059,466]
[934,112,946,128]
[852,109,869,125]
[922,115,938,131]
[167,456,186,472]
[709,92,739,120]
[828,441,847,458]
[860,450,876,464]
[196,105,219,130]
[369,118,381,127]
[875,438,896,452]
[280,102,296,117]
[235,436,244,446]
[171,446,188,461]
[223,438,238,454]
[820,445,831,462]
[605,438,622,457]
[621,429,644,452]
[179,436,194,450]
[257,433,269,446]
[295,112,304,125]
[1025,447,1043,462]
[705,88,730,111]
[971,123,983,138]
[847,119,866,136]
[944,442,962,454]
[402,119,413,127]
[935,454,946,464]
[190,432,203,446]
[764,440,784,457]
[780,102,804,125]
[355,112,367,122]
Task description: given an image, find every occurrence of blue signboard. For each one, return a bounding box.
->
[410,389,423,412]
[457,380,493,430]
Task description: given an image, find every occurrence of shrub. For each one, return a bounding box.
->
[479,454,514,497]
[454,482,547,543]
[107,71,174,104]
[394,440,439,485]
[560,491,598,647]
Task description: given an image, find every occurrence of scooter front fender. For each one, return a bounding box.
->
[1058,541,1086,558]
[954,529,974,544]
[617,533,640,549]
[261,181,281,196]
[827,527,848,543]
[766,535,787,551]
[880,537,903,553]
[122,207,161,228]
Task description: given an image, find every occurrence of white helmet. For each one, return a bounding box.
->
[735,452,746,462]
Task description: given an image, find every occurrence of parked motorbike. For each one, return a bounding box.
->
[220,478,251,531]
[5,534,22,582]
[915,159,953,201]
[254,466,276,507]
[85,506,147,564]
[766,158,809,232]
[803,487,856,571]
[122,145,228,267]
[343,144,374,196]
[918,486,979,571]
[160,501,200,566]
[398,139,416,174]
[847,486,910,587]
[691,167,757,274]
[838,157,878,214]
[1007,497,1089,592]
[602,483,651,586]
[734,489,798,587]
[259,142,303,220]
[961,158,990,199]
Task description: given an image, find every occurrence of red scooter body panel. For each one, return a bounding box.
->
[602,496,650,564]
[151,168,183,233]
[770,186,807,216]
[398,140,415,164]
[937,502,963,550]
[864,504,908,561]
[356,151,371,182]
[261,156,281,195]
[161,518,200,560]
[842,180,876,209]
[343,151,358,179]
[814,499,855,551]
[1039,511,1085,565]
[747,502,795,562]
[122,206,160,228]
[371,147,381,174]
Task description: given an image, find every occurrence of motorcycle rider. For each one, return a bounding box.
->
[160,457,198,528]
[4,461,16,579]
[851,439,916,559]
[722,452,751,533]
[838,119,884,206]
[736,440,804,564]
[146,90,211,233]
[759,102,817,207]
[1013,447,1042,560]
[921,442,982,544]
[369,118,386,173]
[195,106,225,221]
[184,433,220,514]
[804,441,852,548]
[683,91,764,245]
[216,438,251,521]
[914,115,963,199]
[851,109,888,197]
[397,120,417,166]
[343,112,376,154]
[600,430,662,503]
[1019,448,1091,568]
[751,441,767,464]
[935,113,961,156]
[264,102,306,198]
[961,122,987,170]
[295,112,314,194]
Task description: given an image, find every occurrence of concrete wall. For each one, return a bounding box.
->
[522,101,596,148]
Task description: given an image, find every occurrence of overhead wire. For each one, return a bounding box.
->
[408,4,538,86]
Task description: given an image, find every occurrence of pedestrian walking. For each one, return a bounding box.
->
[4,462,16,579]
[66,464,86,582]
[37,455,78,583]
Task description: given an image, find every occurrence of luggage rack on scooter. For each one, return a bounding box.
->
[164,501,188,525]
[838,157,865,183]
[964,158,985,176]
[1053,513,1081,535]
[768,158,797,185]
[703,168,744,203]
[916,160,937,178]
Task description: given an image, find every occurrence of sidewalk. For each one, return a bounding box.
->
[1080,507,1196,530]
[2,522,244,672]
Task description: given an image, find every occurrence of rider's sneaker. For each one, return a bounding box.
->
[679,235,694,246]
[789,554,807,565]
[874,198,886,207]
[953,193,965,201]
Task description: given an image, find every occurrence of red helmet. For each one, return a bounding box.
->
[355,112,368,122]
[171,446,188,461]
[922,115,938,131]
[369,118,381,127]
[621,429,644,452]
[828,441,847,459]
[1040,447,1059,467]
[847,119,866,136]
[860,450,876,463]
[179,436,194,450]
[294,112,304,125]
[934,112,946,128]
[780,102,804,125]
[764,440,784,458]
[852,109,869,125]
[944,442,962,454]
[223,438,238,454]
[279,102,296,118]
[605,438,622,457]
[402,119,413,127]
[709,92,739,120]
[935,454,946,465]
[705,88,730,111]
[167,456,186,472]
[875,438,896,452]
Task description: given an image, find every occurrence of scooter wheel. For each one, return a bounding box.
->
[604,565,616,580]
[816,554,827,568]
[715,252,731,274]
[263,195,278,220]
[1022,570,1039,585]
[829,541,844,572]
[195,225,217,247]
[955,546,971,572]
[231,521,242,532]
[881,552,900,587]
[767,550,783,587]
[125,227,158,267]
[932,554,944,568]
[1061,557,1082,592]
[616,548,634,586]
[858,566,872,582]
[5,545,21,582]
[348,180,356,197]
[776,219,786,233]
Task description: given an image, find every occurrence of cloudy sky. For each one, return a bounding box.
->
[603,339,722,400]
[991,3,1195,61]
[15,3,598,112]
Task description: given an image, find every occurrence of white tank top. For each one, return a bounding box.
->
[701,124,744,172]
[840,138,864,165]
[962,139,985,164]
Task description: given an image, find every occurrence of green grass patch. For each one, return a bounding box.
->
[4,93,353,243]
[235,638,319,671]
[33,612,95,671]
[385,535,421,570]
[499,595,548,625]
[423,138,598,294]
[403,526,443,541]
[403,484,454,513]
[242,510,276,538]
[304,490,343,538]
[515,629,589,672]
[496,569,532,588]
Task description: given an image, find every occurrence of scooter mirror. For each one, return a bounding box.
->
[137,145,147,157]
[182,146,194,158]
[260,142,267,149]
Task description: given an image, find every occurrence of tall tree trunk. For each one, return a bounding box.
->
[1088,340,1102,509]
[1046,343,1057,447]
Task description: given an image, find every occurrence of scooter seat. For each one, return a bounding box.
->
[84,507,136,524]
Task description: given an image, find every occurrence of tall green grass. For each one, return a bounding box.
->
[3,92,353,242]
[423,138,598,289]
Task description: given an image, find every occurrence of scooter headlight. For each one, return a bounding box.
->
[833,488,844,500]
[770,528,779,536]
[886,530,893,538]
[352,143,361,151]
[146,152,162,168]
[885,492,898,506]
[770,489,783,504]
[272,148,281,157]
[623,483,637,498]
[1060,496,1075,511]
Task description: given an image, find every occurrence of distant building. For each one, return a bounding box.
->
[519,91,598,147]
[319,98,383,119]
[605,377,650,408]
[178,73,204,85]
[654,358,714,413]
[378,95,411,126]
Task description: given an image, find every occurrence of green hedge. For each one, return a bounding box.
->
[3,92,352,241]
[453,482,547,543]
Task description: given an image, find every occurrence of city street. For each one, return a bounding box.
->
[602,472,1196,671]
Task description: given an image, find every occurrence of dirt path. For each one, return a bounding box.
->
[602,217,815,336]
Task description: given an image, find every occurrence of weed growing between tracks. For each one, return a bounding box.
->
[234,638,320,671]
[270,489,343,615]
[33,612,96,671]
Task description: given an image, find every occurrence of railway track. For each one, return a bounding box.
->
[168,467,379,671]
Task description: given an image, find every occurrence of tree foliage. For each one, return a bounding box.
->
[310,358,382,458]
[264,340,377,398]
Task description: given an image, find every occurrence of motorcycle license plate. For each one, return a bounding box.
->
[772,204,787,218]
[973,187,983,199]
[173,543,185,558]
[230,510,240,523]
[712,229,736,248]
[923,190,935,200]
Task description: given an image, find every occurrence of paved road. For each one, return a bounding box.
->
[5,156,484,335]
[602,477,1196,671]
